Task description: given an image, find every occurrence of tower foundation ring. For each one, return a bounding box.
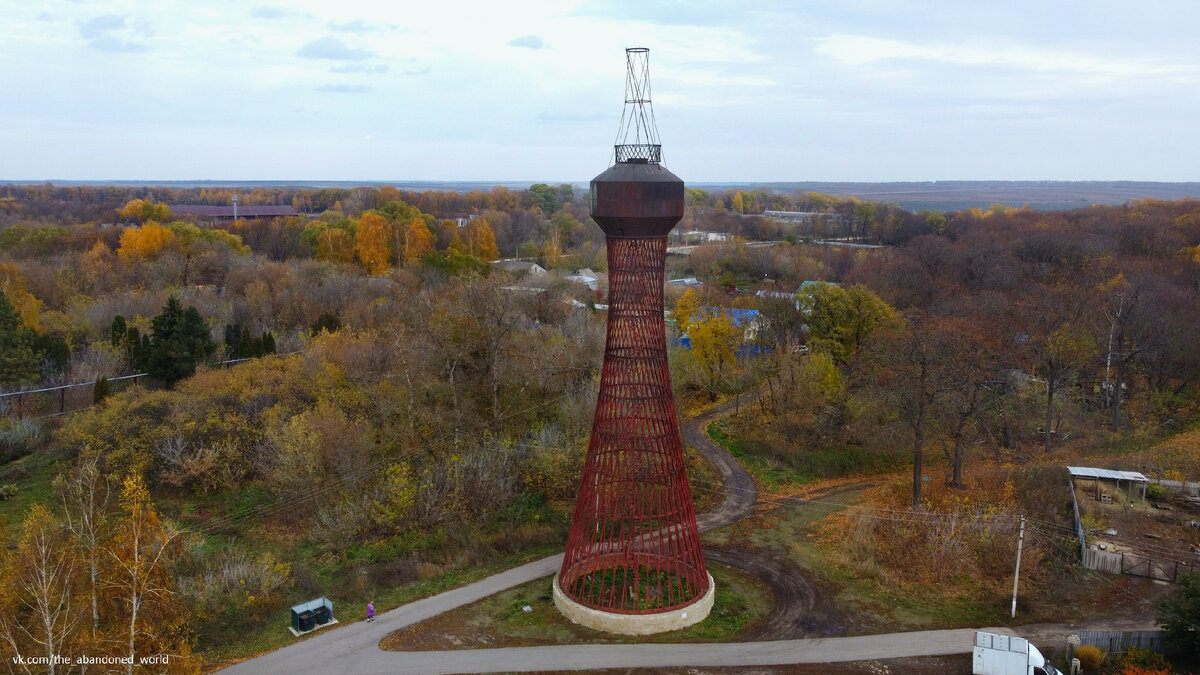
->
[553,572,715,635]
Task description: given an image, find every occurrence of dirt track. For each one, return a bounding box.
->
[683,391,873,642]
[704,546,848,641]
[685,396,759,532]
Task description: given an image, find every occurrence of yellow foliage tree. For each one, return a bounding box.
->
[117,223,177,262]
[673,288,702,334]
[464,219,500,261]
[118,199,170,224]
[403,217,433,264]
[0,505,82,675]
[315,227,355,264]
[541,228,563,268]
[372,462,417,531]
[689,313,742,401]
[118,199,147,223]
[105,474,197,674]
[354,212,392,275]
[0,262,41,330]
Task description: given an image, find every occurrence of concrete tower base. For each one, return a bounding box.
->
[552,572,715,635]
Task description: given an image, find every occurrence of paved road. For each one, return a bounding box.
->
[232,627,1004,674]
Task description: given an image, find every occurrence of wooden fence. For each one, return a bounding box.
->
[1082,547,1123,574]
[1077,629,1164,655]
[1082,547,1198,582]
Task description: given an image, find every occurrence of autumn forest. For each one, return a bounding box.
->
[2,182,1200,671]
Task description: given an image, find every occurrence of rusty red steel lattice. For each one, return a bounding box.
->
[559,234,709,614]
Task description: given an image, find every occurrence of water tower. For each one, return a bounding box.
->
[554,47,712,634]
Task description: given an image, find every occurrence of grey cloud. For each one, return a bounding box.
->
[331,64,389,73]
[507,35,545,50]
[318,84,372,93]
[80,14,126,39]
[298,36,374,61]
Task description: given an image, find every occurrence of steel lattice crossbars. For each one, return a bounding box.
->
[559,235,709,613]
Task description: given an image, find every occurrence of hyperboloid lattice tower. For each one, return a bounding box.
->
[554,47,712,635]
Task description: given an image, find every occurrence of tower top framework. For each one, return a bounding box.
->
[613,47,662,165]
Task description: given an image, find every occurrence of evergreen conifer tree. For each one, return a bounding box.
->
[111,315,127,347]
[93,375,111,404]
[146,296,214,385]
[0,290,40,386]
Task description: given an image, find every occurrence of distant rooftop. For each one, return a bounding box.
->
[171,204,296,219]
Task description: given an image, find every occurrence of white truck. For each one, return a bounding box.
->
[972,631,1060,675]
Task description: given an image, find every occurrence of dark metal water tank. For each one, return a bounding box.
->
[590,159,684,238]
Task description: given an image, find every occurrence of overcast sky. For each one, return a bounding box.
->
[4,0,1199,182]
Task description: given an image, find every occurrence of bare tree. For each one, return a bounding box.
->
[55,449,113,638]
[0,506,80,675]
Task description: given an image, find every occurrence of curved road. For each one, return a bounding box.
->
[222,395,1003,674]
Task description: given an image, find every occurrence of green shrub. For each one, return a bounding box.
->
[0,483,17,500]
[1146,483,1167,501]
[1074,643,1104,672]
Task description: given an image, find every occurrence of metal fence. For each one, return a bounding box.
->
[0,354,295,420]
[1077,629,1164,655]
[0,374,148,418]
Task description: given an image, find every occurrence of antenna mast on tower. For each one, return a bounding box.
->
[613,47,662,164]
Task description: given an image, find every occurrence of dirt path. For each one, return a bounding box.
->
[686,395,759,531]
[704,546,846,641]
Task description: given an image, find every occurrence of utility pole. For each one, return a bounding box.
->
[1011,514,1026,618]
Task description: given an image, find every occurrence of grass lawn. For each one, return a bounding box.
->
[379,563,772,652]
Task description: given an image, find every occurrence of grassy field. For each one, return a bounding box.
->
[0,444,66,540]
[707,420,906,492]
